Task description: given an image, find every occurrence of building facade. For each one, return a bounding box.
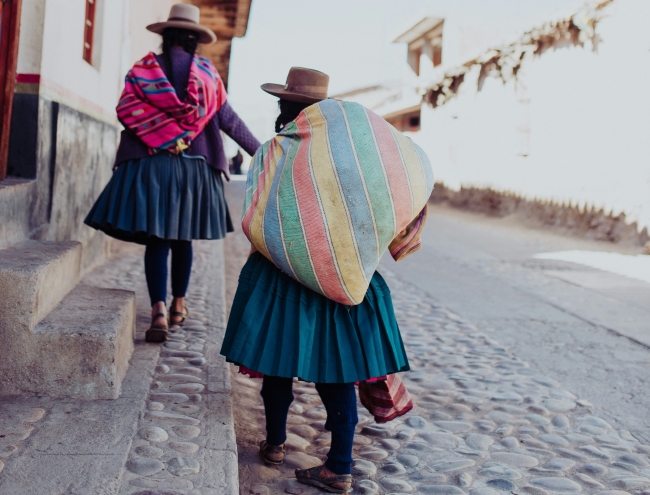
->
[0,0,253,398]
[343,0,650,244]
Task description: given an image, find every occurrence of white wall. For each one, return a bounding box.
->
[128,0,179,66]
[413,0,650,233]
[15,0,46,75]
[17,0,177,123]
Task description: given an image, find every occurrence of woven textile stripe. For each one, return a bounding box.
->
[303,105,364,298]
[358,374,415,424]
[116,52,226,153]
[345,105,396,252]
[242,99,434,305]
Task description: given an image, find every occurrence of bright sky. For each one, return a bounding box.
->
[225,0,586,146]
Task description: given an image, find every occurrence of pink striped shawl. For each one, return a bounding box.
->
[116,52,226,153]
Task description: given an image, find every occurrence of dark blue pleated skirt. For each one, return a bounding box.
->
[220,252,410,384]
[84,154,233,244]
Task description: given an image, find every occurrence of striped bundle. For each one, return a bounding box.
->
[358,374,414,424]
[116,52,225,153]
[242,99,434,306]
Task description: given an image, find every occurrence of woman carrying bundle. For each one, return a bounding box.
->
[85,4,260,342]
[221,68,433,493]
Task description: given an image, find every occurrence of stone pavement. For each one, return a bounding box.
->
[0,239,238,495]
[233,265,650,495]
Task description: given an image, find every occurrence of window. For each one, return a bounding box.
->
[432,43,442,67]
[394,18,444,76]
[83,0,97,64]
[407,47,421,76]
[384,106,422,133]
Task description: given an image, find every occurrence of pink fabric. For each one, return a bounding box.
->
[358,374,414,424]
[116,52,226,154]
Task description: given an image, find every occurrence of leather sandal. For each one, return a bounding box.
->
[259,440,285,465]
[295,465,352,493]
[145,313,169,343]
[169,306,189,325]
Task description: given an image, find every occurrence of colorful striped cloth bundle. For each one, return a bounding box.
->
[358,374,414,424]
[116,52,226,154]
[242,99,434,306]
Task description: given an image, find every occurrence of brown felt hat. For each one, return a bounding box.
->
[261,67,329,104]
[147,4,217,45]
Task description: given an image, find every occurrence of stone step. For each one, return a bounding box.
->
[1,284,136,399]
[0,240,82,334]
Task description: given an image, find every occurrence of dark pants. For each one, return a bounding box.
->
[144,239,193,306]
[260,375,358,475]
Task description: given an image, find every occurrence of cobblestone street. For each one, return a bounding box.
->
[0,240,238,494]
[232,266,650,495]
[223,181,650,495]
[1,182,648,495]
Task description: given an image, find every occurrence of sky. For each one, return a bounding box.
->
[224,0,587,149]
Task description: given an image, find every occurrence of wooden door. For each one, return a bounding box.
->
[0,0,23,180]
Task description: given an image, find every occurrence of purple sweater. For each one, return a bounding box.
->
[114,48,261,179]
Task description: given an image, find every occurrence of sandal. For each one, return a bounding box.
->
[259,440,285,465]
[169,305,189,325]
[145,313,168,343]
[295,465,352,493]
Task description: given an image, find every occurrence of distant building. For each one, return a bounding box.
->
[341,0,650,242]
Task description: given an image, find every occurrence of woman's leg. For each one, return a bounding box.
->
[315,382,358,475]
[144,239,171,324]
[260,375,294,445]
[170,240,193,320]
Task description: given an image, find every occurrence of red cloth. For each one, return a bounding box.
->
[238,365,264,379]
[358,374,414,424]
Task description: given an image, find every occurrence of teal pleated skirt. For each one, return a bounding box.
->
[84,153,233,244]
[220,252,410,383]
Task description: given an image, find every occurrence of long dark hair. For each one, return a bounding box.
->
[275,99,311,133]
[162,28,199,88]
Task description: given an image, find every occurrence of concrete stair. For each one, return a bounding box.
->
[0,240,135,399]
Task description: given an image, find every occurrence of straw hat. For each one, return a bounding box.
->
[147,4,216,45]
[261,67,329,104]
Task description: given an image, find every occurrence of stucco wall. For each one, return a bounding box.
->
[413,0,650,234]
[16,0,178,122]
[128,0,180,66]
[5,0,176,256]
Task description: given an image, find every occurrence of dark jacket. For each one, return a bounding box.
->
[113,48,260,179]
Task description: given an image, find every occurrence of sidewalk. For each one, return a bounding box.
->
[0,239,238,495]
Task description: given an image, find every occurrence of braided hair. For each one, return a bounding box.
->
[275,99,311,133]
[162,28,199,88]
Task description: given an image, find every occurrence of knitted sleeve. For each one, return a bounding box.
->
[216,102,261,156]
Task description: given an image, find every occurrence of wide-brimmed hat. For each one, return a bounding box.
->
[147,4,216,45]
[261,67,329,104]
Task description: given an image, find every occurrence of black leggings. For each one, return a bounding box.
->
[260,375,358,475]
[144,239,193,306]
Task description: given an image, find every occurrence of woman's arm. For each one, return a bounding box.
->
[217,101,261,156]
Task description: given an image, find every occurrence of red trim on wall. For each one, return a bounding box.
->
[0,0,24,180]
[16,74,41,84]
[83,0,97,65]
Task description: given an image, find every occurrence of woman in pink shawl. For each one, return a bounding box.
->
[85,4,260,342]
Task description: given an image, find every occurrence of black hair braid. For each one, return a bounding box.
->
[275,99,311,133]
[162,28,199,89]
